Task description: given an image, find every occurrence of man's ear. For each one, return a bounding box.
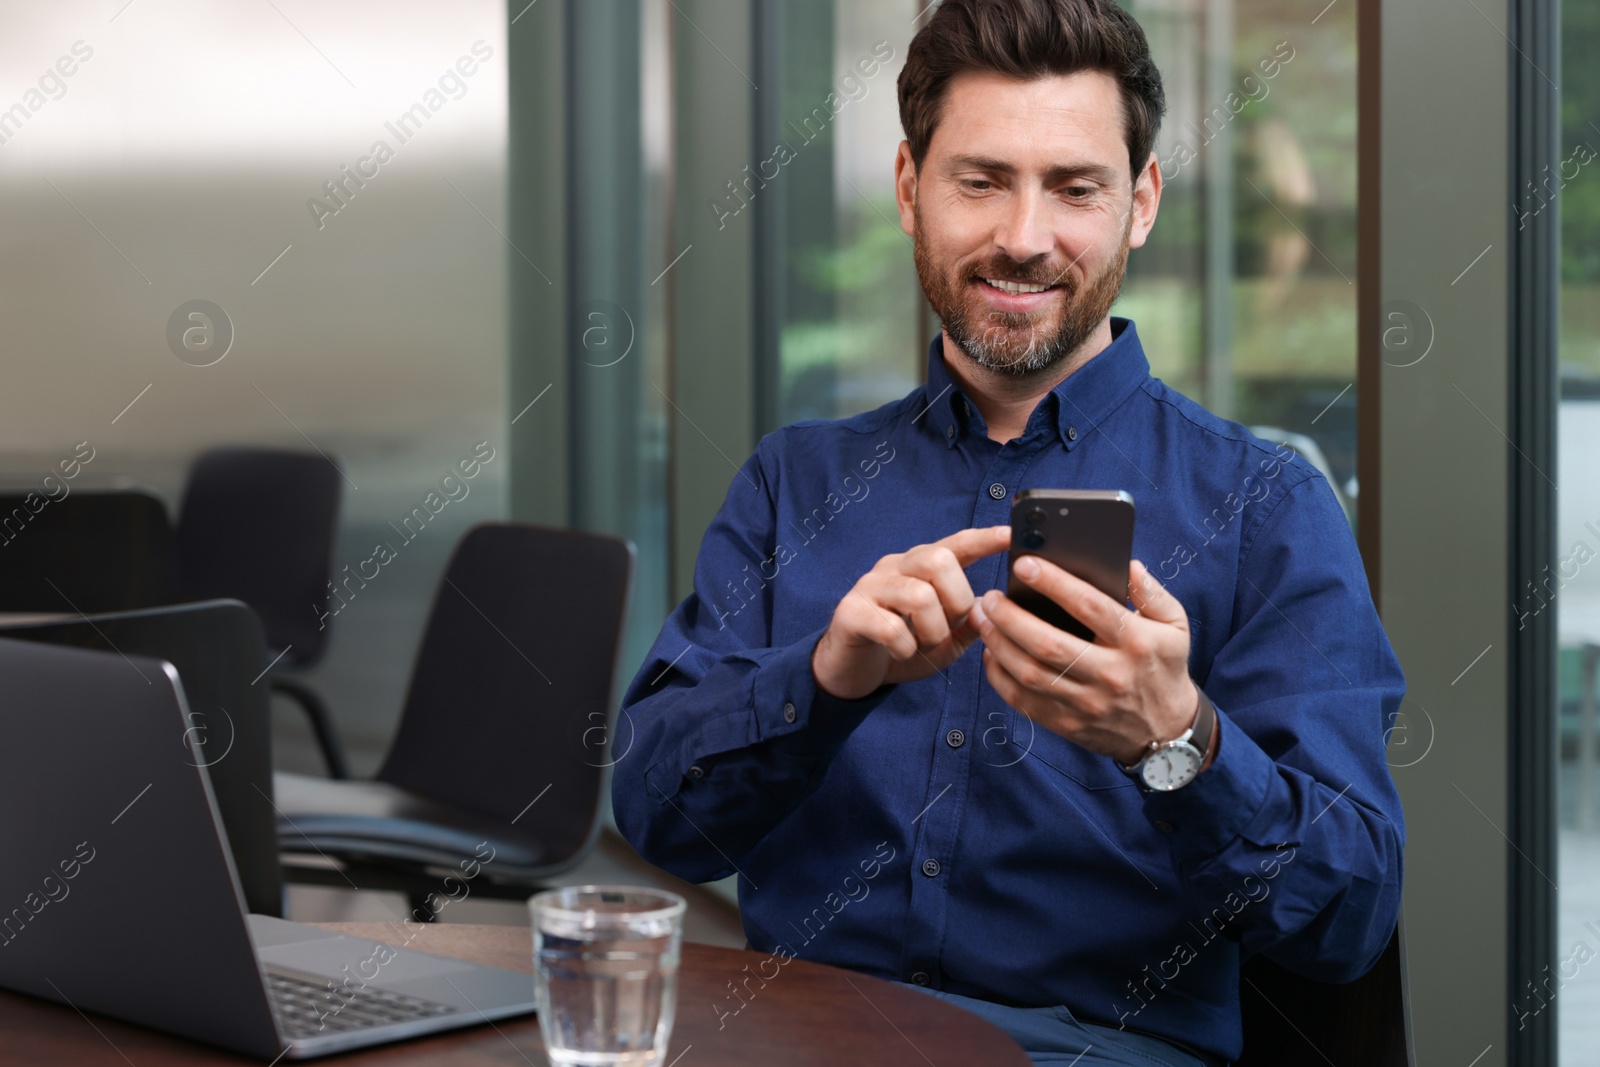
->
[1128,151,1163,250]
[894,140,918,236]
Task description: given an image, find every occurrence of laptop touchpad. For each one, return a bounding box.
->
[259,934,478,984]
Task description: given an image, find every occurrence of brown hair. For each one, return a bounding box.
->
[897,0,1166,180]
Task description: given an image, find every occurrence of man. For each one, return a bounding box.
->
[612,1,1404,1064]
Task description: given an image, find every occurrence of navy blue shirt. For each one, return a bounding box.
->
[612,318,1405,1063]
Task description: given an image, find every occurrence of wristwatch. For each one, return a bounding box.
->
[1117,686,1216,792]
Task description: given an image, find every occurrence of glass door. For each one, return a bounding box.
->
[1555,2,1600,1060]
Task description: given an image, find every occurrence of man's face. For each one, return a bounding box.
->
[897,70,1160,377]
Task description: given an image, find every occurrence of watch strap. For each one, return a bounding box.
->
[1188,685,1216,761]
[1118,684,1215,776]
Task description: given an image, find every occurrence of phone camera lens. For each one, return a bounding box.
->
[1025,508,1047,526]
[1021,530,1045,550]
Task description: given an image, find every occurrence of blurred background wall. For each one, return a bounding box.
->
[0,1,509,773]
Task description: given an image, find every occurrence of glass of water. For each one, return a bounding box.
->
[529,885,687,1067]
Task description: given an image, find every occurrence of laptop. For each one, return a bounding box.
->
[0,599,283,918]
[0,636,537,1060]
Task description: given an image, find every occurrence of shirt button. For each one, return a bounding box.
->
[783,702,797,723]
[960,398,970,415]
[1067,425,1078,441]
[921,858,941,877]
[987,483,1007,500]
[946,729,965,748]
[687,765,705,780]
[946,425,955,440]
[911,971,930,986]
[1154,820,1175,833]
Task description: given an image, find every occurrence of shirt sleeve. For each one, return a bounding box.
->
[1141,471,1406,984]
[610,443,892,885]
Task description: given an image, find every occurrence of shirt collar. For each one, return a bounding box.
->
[919,317,1152,450]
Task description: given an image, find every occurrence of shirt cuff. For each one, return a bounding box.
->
[749,624,894,751]
[643,626,891,800]
[1141,703,1278,862]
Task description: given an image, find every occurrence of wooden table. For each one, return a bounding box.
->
[0,922,1031,1065]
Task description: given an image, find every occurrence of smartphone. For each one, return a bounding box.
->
[1007,489,1136,641]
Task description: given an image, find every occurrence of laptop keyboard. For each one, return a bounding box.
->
[267,969,457,1040]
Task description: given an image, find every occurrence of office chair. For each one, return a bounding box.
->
[174,446,349,778]
[1248,425,1354,523]
[0,600,283,917]
[0,489,173,614]
[1236,922,1413,1066]
[274,523,635,914]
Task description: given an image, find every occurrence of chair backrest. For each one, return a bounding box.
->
[174,447,343,666]
[1237,922,1413,1066]
[0,489,173,613]
[0,600,282,917]
[376,523,635,868]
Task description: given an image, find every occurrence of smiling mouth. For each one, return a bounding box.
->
[977,277,1061,296]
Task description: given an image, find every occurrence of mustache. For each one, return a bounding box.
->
[966,230,1119,291]
[967,260,1078,289]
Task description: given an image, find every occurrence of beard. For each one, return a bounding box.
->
[913,205,1132,378]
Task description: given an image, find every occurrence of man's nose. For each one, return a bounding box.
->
[993,187,1054,264]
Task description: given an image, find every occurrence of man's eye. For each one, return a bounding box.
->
[1064,185,1094,199]
[963,179,994,192]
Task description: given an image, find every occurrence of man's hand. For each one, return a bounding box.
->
[972,555,1201,767]
[812,525,1012,701]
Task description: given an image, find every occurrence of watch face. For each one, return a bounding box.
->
[1140,744,1202,791]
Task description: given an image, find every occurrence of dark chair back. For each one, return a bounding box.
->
[1237,923,1412,1066]
[174,447,343,666]
[376,523,634,869]
[0,489,172,613]
[0,600,282,917]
